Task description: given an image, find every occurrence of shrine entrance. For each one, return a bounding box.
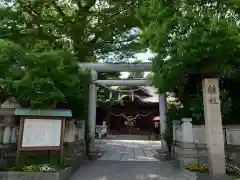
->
[108,92,159,138]
[109,113,152,135]
[78,63,167,141]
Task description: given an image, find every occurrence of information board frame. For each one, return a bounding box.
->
[16,116,66,164]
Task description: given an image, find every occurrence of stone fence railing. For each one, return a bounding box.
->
[0,124,18,145]
[172,119,240,167]
[0,120,86,146]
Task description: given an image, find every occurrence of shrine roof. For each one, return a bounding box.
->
[136,86,159,103]
[111,86,178,104]
[134,86,178,103]
[137,95,159,103]
[15,108,72,117]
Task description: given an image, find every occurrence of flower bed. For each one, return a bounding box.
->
[0,164,72,180]
[0,154,87,180]
[9,164,57,172]
[0,155,73,180]
[186,162,240,177]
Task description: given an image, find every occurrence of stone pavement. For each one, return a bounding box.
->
[69,140,188,180]
[97,139,161,161]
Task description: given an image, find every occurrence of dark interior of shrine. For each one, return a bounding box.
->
[96,87,160,135]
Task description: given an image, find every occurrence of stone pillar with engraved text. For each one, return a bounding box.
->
[202,78,226,176]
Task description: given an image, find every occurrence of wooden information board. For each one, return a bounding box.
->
[22,118,62,148]
[16,117,66,164]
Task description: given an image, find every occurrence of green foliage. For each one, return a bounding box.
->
[167,102,181,121]
[0,39,89,119]
[0,0,146,118]
[187,94,204,123]
[0,0,147,155]
[0,0,146,119]
[129,59,145,78]
[97,72,121,108]
[179,90,232,124]
[137,0,240,92]
[0,0,144,62]
[220,89,233,121]
[136,0,240,125]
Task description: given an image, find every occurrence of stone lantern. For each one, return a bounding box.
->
[1,97,20,144]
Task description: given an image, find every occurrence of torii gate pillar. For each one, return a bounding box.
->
[159,93,167,138]
[88,70,98,148]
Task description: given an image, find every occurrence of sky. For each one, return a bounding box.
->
[132,50,154,63]
[120,50,155,79]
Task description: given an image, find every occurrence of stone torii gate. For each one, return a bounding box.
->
[79,62,227,177]
[79,62,167,142]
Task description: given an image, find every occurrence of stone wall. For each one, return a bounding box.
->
[192,125,240,145]
[172,120,240,167]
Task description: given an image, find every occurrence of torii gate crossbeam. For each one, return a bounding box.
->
[94,79,151,86]
[78,62,152,72]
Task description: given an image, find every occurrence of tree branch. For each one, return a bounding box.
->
[52,1,67,18]
[106,36,138,44]
[18,1,43,36]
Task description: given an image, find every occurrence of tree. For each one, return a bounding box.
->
[135,0,240,122]
[0,0,148,119]
[0,0,145,63]
[0,39,89,119]
[136,0,240,92]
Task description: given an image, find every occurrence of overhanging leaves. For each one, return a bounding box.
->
[137,0,240,92]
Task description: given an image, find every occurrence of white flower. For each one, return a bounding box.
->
[39,164,56,172]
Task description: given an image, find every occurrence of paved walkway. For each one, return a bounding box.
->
[70,140,187,180]
[97,140,161,161]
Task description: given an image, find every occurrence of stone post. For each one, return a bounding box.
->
[0,124,4,144]
[2,126,11,144]
[2,116,14,144]
[10,127,17,143]
[102,121,106,126]
[182,118,194,143]
[1,98,20,144]
[78,121,85,140]
[202,78,226,176]
[172,120,181,158]
[172,120,181,142]
[64,120,76,143]
[180,118,197,167]
[88,70,97,149]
